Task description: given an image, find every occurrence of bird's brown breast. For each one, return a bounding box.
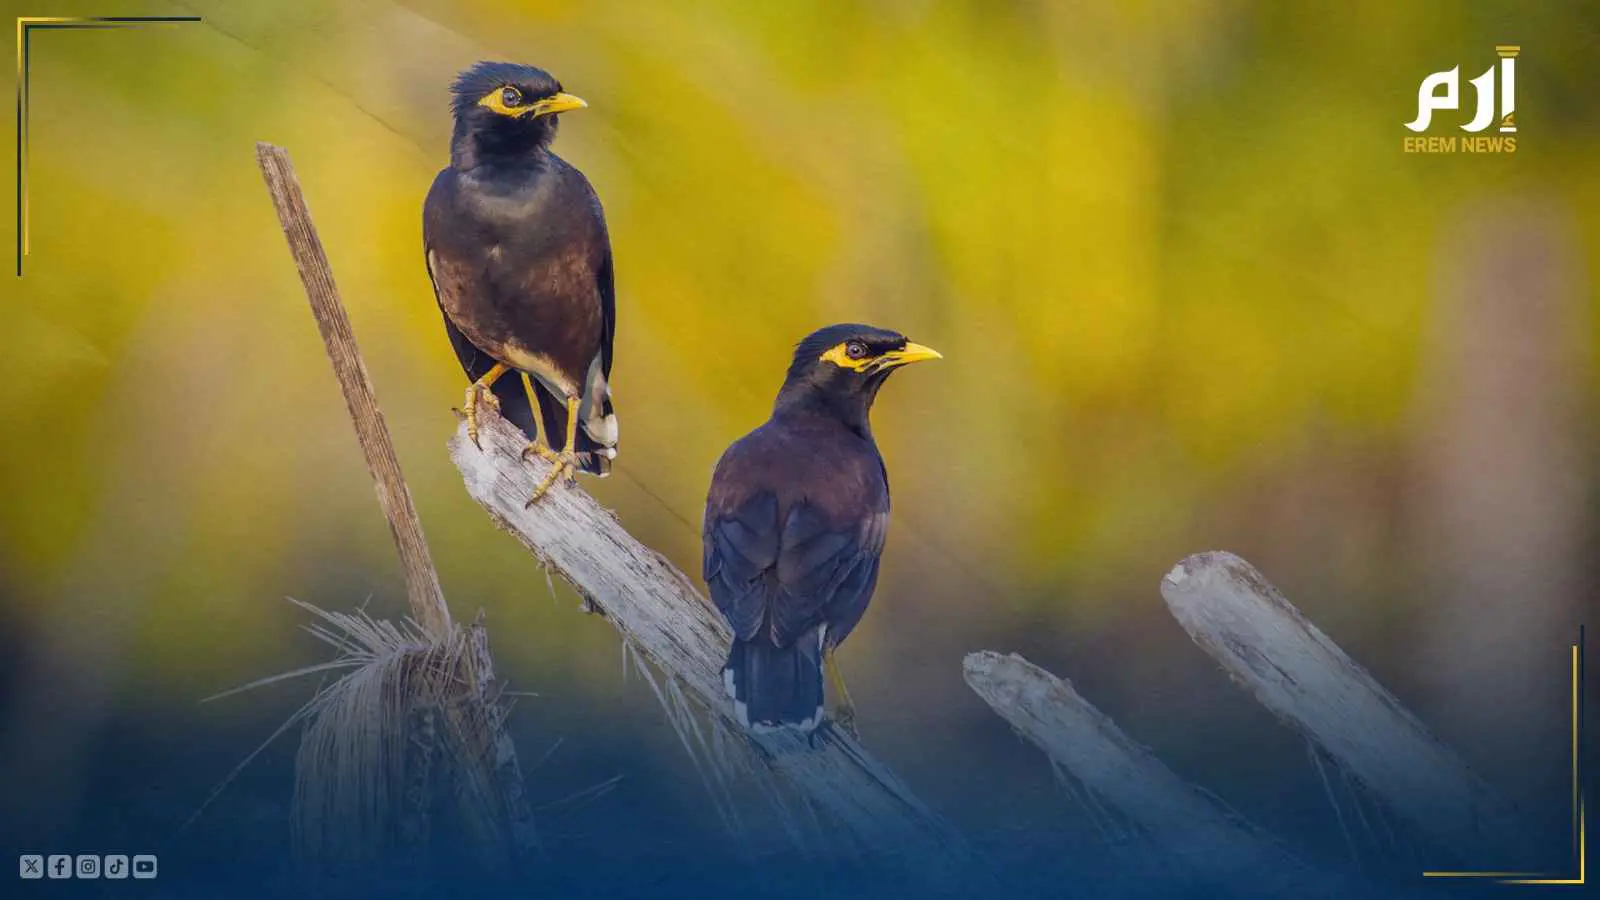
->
[425,165,607,395]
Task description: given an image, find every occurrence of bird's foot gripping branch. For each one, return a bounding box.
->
[462,367,504,448]
[518,441,579,504]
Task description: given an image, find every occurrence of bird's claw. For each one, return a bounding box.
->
[464,383,502,449]
[521,442,578,506]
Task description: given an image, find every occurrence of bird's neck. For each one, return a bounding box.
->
[773,384,877,442]
[450,123,552,176]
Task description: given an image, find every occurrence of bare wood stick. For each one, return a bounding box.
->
[963,651,1344,898]
[257,142,534,868]
[256,142,450,638]
[449,408,967,874]
[1161,551,1527,859]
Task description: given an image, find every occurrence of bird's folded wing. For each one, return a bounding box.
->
[705,490,888,650]
[769,504,884,648]
[704,492,781,642]
[595,227,617,381]
[424,246,481,340]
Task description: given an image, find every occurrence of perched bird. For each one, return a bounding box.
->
[423,61,618,502]
[702,324,940,733]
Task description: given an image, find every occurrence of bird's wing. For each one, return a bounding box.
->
[425,246,484,369]
[704,429,890,650]
[768,503,886,649]
[596,223,616,381]
[702,495,883,648]
[422,172,469,334]
[703,496,886,650]
[566,163,616,380]
[571,231,617,466]
[703,491,782,642]
[550,159,616,384]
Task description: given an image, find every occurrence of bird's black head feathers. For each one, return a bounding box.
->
[775,324,940,435]
[448,61,584,170]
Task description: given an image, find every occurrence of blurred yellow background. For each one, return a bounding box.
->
[1,0,1595,847]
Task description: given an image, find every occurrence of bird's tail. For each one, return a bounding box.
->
[723,632,824,732]
[575,389,617,477]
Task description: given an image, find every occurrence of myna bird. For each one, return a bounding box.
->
[424,61,618,503]
[702,324,941,734]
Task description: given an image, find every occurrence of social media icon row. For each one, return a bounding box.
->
[18,854,156,879]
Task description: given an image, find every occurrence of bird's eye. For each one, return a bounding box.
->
[501,86,523,107]
[845,341,869,360]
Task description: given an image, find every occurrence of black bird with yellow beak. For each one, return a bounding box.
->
[424,61,617,502]
[703,324,941,734]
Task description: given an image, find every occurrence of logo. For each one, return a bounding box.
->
[18,851,149,880]
[1403,45,1518,154]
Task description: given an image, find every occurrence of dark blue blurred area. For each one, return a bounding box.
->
[2,672,1584,900]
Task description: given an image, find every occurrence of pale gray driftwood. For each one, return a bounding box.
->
[449,408,967,874]
[963,651,1343,899]
[1161,551,1528,859]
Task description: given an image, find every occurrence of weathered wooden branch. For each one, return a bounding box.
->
[257,142,536,870]
[963,651,1344,898]
[1161,551,1528,860]
[256,142,449,639]
[449,408,968,873]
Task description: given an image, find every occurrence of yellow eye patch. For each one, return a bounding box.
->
[819,342,874,372]
[477,87,589,118]
[818,341,943,372]
[478,86,524,116]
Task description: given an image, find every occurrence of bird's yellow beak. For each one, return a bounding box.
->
[529,92,588,118]
[879,342,943,367]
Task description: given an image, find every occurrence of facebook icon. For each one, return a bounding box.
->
[46,855,71,879]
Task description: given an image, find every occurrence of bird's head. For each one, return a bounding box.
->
[449,61,587,168]
[776,324,941,432]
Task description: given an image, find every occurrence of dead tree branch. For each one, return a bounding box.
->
[963,651,1343,899]
[256,142,449,639]
[1161,551,1528,860]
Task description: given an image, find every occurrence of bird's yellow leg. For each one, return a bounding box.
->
[517,372,555,455]
[519,374,568,467]
[525,395,581,506]
[824,648,859,737]
[464,363,509,448]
